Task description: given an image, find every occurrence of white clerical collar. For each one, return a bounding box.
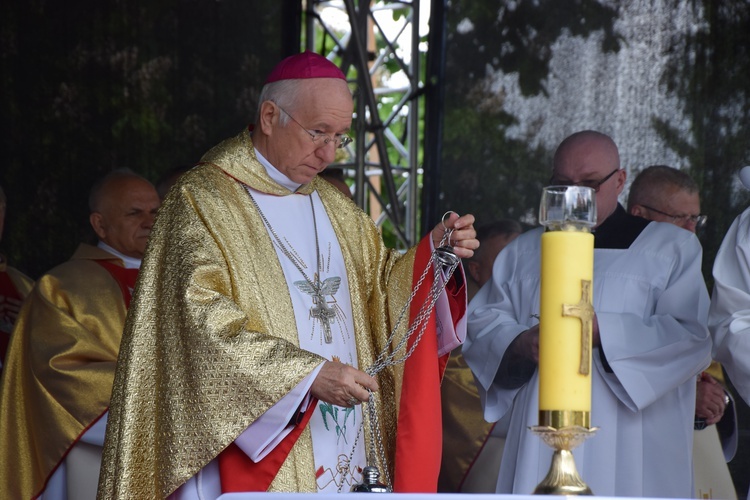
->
[254,148,303,192]
[97,241,142,269]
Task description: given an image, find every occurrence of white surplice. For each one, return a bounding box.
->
[709,207,750,405]
[708,206,750,500]
[248,184,367,493]
[464,222,712,498]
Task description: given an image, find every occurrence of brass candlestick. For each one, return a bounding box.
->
[530,410,597,495]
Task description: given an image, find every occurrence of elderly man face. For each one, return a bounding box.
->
[258,78,353,185]
[89,176,160,258]
[550,132,626,227]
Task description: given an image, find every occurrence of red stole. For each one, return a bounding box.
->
[0,271,24,363]
[95,260,138,308]
[392,238,465,492]
[218,404,317,492]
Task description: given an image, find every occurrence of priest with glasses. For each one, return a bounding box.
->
[98,51,478,499]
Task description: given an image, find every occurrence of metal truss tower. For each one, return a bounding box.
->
[303,0,425,250]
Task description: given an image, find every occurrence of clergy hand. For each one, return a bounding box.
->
[312,360,379,408]
[512,325,539,364]
[431,212,478,259]
[695,373,727,426]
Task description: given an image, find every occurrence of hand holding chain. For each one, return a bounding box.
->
[435,211,461,268]
[347,212,462,491]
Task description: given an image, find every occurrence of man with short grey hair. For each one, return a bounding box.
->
[628,165,706,233]
[98,52,478,498]
[628,164,736,500]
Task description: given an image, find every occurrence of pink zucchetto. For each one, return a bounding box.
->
[264,50,346,84]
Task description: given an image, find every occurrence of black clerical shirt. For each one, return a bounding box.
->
[593,203,650,249]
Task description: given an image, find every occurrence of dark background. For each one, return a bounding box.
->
[1,0,293,278]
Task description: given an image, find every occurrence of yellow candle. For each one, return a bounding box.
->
[539,228,594,413]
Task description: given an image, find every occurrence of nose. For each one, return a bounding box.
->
[683,220,697,233]
[143,212,156,230]
[315,140,337,164]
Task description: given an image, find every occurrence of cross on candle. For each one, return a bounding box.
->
[562,280,594,375]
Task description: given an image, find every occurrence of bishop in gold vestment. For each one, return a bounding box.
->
[99,129,476,497]
[100,51,477,498]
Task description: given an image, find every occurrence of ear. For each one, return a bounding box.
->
[89,212,107,240]
[258,101,279,135]
[466,260,481,284]
[630,205,646,217]
[614,169,627,195]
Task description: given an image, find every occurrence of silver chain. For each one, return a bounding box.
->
[247,189,460,490]
[366,251,454,377]
[245,188,321,293]
[347,214,461,489]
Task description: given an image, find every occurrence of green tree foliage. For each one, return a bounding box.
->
[439,0,618,227]
[656,0,750,284]
[445,0,619,97]
[440,94,550,225]
[0,0,285,278]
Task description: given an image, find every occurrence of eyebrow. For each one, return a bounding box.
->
[304,116,351,134]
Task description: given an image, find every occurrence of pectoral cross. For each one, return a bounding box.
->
[311,292,337,343]
[295,275,342,344]
[562,279,594,375]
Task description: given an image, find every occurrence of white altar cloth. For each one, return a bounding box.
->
[219,494,685,500]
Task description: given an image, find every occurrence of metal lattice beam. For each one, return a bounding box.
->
[304,0,423,249]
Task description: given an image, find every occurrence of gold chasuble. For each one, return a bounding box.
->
[98,129,441,498]
[0,244,133,499]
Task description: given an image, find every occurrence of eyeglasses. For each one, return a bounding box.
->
[549,168,620,193]
[277,105,353,150]
[640,205,707,229]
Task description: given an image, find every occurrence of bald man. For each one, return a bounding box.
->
[465,131,711,497]
[0,170,160,499]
